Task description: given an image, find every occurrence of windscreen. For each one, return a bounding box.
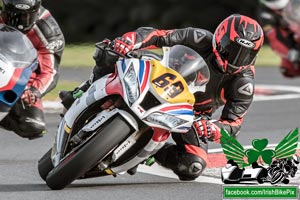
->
[168,45,210,87]
[0,24,37,68]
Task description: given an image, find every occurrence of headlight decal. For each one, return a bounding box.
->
[124,64,140,105]
[145,112,189,129]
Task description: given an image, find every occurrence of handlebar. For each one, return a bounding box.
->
[95,40,162,60]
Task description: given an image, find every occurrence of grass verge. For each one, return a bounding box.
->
[61,44,281,68]
[256,45,280,67]
[61,44,95,68]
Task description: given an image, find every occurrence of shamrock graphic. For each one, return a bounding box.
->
[220,128,299,168]
[245,139,275,165]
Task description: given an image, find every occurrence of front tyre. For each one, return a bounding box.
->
[38,149,53,181]
[45,116,131,190]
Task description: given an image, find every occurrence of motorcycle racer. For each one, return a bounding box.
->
[257,0,300,77]
[0,0,65,139]
[60,14,264,180]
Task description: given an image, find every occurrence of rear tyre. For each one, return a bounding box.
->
[45,116,131,190]
[38,148,53,181]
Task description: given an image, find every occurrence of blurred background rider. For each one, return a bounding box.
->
[0,0,65,139]
[258,0,300,78]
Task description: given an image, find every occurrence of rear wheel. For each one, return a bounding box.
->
[38,149,53,181]
[45,116,132,190]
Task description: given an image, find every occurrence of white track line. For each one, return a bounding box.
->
[254,84,300,101]
[137,163,223,184]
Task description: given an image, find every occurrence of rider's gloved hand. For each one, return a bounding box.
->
[193,118,221,143]
[112,32,136,56]
[21,87,41,106]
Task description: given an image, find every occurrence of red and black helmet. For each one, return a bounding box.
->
[212,14,264,73]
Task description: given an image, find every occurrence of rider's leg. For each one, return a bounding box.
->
[60,46,118,109]
[154,129,208,181]
[0,99,46,140]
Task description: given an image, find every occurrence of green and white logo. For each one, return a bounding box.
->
[220,128,299,184]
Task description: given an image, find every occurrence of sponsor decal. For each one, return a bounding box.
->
[238,83,253,96]
[25,117,45,126]
[15,4,30,10]
[220,128,299,185]
[194,30,204,43]
[235,38,255,49]
[125,33,136,44]
[0,66,5,74]
[89,115,106,130]
[46,40,64,51]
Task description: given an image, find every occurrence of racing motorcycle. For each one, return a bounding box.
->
[0,24,37,121]
[38,43,210,190]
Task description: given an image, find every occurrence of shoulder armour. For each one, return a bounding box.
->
[35,7,65,51]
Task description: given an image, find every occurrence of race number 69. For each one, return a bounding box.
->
[152,73,184,98]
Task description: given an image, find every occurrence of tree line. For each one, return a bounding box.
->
[44,0,259,44]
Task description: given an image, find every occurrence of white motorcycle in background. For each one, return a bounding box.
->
[38,44,210,190]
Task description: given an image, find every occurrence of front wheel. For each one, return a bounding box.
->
[45,116,132,190]
[38,149,53,181]
[270,170,285,185]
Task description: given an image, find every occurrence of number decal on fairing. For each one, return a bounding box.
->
[152,73,184,98]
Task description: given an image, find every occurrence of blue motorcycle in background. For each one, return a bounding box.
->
[0,24,37,121]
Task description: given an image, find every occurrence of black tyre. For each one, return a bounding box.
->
[270,171,284,185]
[38,148,53,181]
[256,168,268,184]
[45,116,131,190]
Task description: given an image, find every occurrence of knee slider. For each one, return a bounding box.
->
[174,153,207,181]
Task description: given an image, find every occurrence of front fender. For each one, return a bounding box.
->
[64,73,117,128]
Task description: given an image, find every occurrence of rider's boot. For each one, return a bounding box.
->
[154,142,207,181]
[59,80,91,109]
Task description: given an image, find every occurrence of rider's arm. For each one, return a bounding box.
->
[214,68,255,137]
[27,7,65,97]
[125,27,213,58]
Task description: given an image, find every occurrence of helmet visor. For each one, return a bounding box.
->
[219,37,257,70]
[2,10,38,31]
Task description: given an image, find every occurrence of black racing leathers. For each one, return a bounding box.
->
[95,27,255,137]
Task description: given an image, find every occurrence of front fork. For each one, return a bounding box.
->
[51,108,139,167]
[108,127,170,174]
[51,119,69,167]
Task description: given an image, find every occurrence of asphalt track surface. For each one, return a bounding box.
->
[0,67,300,200]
